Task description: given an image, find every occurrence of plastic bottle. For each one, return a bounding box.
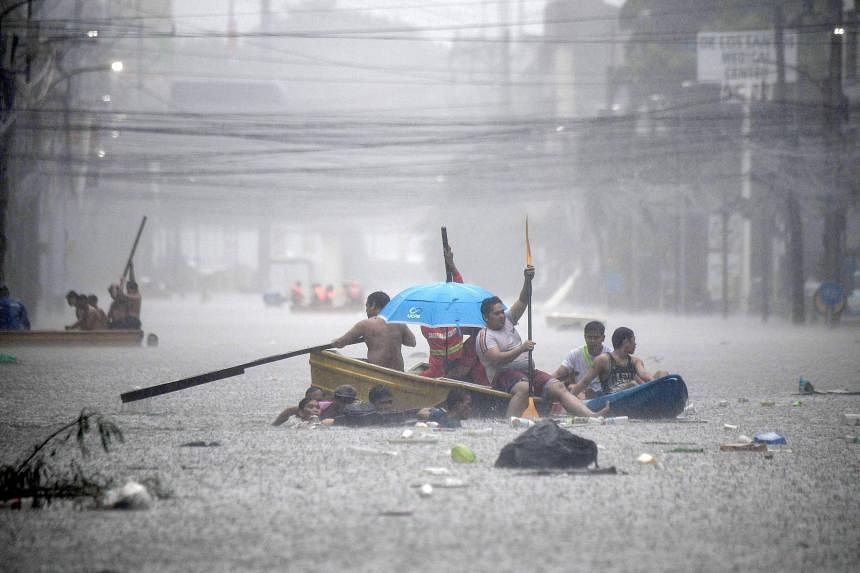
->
[603,416,628,425]
[510,417,535,428]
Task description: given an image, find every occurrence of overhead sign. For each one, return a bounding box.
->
[697,30,797,85]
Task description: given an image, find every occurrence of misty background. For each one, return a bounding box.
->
[1,0,858,326]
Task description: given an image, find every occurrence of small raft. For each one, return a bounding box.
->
[584,374,689,419]
[0,329,146,347]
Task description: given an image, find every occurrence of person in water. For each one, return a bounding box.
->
[280,397,322,428]
[569,327,668,398]
[418,388,473,428]
[272,386,328,426]
[331,291,416,371]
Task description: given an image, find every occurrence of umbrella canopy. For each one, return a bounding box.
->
[379,281,499,328]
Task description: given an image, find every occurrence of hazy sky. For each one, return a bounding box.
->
[173,0,626,39]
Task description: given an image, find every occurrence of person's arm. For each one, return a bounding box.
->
[444,246,465,284]
[507,266,534,323]
[272,406,300,426]
[633,357,653,383]
[400,324,416,347]
[569,356,607,396]
[332,320,366,348]
[552,364,575,387]
[482,338,534,367]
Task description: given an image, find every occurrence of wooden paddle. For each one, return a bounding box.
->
[523,217,539,419]
[120,340,361,403]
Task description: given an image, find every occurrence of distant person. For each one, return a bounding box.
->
[0,285,31,330]
[418,388,473,428]
[272,386,328,426]
[418,245,489,385]
[570,327,669,398]
[325,284,336,307]
[476,265,607,419]
[66,293,107,330]
[332,291,416,371]
[108,263,142,330]
[345,279,363,308]
[311,283,326,307]
[290,281,305,307]
[87,294,109,328]
[65,290,83,329]
[553,321,613,399]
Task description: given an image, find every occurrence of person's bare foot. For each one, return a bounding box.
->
[593,404,610,417]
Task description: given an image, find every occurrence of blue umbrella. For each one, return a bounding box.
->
[379,281,499,328]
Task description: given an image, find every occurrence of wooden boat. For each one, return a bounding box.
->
[545,313,604,330]
[583,375,689,419]
[0,329,145,347]
[309,350,515,417]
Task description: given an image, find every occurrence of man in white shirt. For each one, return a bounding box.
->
[554,321,613,399]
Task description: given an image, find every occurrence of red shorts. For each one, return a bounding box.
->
[492,369,554,397]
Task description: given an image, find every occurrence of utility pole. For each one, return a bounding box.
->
[775,0,805,324]
[822,0,847,325]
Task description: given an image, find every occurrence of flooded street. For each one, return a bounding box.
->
[1,296,859,572]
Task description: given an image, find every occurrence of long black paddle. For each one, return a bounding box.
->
[120,340,360,403]
[120,216,147,285]
[441,226,453,283]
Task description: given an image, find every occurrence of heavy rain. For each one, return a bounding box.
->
[1,1,859,572]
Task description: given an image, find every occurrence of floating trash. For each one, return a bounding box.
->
[100,480,152,510]
[423,467,451,476]
[348,446,398,457]
[754,432,787,445]
[637,453,657,464]
[418,484,434,498]
[450,444,476,463]
[719,443,767,452]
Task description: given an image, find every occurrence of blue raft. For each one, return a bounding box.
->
[584,374,688,419]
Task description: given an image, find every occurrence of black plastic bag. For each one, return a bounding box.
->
[495,420,598,469]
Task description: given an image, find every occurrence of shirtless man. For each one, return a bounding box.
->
[332,291,416,371]
[66,293,107,330]
[570,326,668,398]
[108,263,142,329]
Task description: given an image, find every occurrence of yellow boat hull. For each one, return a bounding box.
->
[0,329,145,347]
[309,350,515,416]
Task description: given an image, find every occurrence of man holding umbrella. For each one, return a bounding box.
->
[476,265,607,419]
[418,246,489,385]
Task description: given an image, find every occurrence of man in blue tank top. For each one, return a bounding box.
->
[569,327,668,398]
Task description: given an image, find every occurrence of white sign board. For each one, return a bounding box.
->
[697,30,797,85]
